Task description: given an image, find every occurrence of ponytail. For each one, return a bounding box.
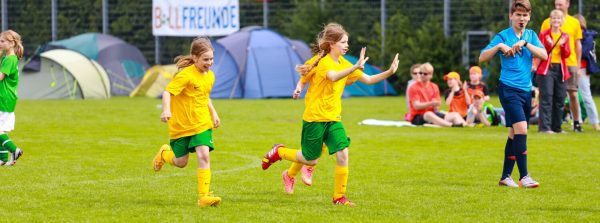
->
[296,51,326,76]
[174,55,195,70]
[15,42,24,59]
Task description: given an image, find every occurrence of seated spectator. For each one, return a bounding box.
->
[444,71,471,120]
[466,90,499,127]
[405,63,421,121]
[466,66,490,101]
[407,63,465,127]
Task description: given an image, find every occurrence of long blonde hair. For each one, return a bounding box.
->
[0,30,24,59]
[174,36,213,70]
[296,23,348,75]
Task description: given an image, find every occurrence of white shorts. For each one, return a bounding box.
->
[0,112,16,132]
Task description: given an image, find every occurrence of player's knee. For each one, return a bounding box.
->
[174,159,188,168]
[305,159,319,166]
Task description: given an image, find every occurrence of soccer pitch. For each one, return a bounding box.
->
[2,97,599,222]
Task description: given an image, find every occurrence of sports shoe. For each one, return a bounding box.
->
[5,148,23,166]
[198,195,221,207]
[282,170,295,194]
[574,122,583,132]
[498,177,518,187]
[153,144,170,172]
[332,196,356,206]
[0,160,5,166]
[262,144,284,170]
[301,166,314,186]
[518,175,540,188]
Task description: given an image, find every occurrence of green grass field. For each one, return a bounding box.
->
[2,97,599,222]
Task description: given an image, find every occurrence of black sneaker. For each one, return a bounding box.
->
[574,123,583,132]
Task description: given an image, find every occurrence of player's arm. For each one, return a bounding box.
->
[479,43,511,62]
[161,91,172,123]
[357,53,399,84]
[208,98,220,128]
[522,40,548,60]
[327,47,368,81]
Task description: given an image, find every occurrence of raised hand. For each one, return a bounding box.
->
[389,53,399,73]
[356,47,369,69]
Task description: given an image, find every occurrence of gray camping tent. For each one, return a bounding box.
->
[19,49,111,99]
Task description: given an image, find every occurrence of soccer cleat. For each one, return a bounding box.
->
[0,160,5,166]
[153,144,170,172]
[5,148,23,166]
[300,165,314,186]
[261,144,284,170]
[518,175,540,188]
[574,123,583,132]
[332,196,356,206]
[498,177,518,187]
[282,170,295,194]
[198,195,221,207]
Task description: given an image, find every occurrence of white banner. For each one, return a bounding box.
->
[153,0,240,37]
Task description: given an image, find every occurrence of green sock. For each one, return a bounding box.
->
[0,134,17,153]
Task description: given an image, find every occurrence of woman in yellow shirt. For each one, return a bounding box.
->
[152,37,222,207]
[262,23,399,206]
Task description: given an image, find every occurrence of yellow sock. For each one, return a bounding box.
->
[197,168,211,197]
[278,147,298,162]
[161,146,175,165]
[287,162,303,178]
[333,165,349,199]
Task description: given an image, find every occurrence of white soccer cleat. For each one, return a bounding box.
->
[5,148,23,166]
[498,177,518,187]
[518,175,540,188]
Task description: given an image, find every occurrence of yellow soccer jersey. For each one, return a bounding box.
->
[165,65,215,139]
[302,54,362,122]
[541,15,582,66]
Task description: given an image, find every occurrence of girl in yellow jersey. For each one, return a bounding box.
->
[152,37,222,207]
[262,23,399,206]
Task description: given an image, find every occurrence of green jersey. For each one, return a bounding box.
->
[0,55,19,112]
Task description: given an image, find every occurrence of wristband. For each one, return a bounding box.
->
[523,41,528,47]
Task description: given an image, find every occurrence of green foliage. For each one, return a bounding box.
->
[5,0,600,92]
[2,97,599,222]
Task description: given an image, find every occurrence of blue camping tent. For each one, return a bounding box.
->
[211,42,240,98]
[215,27,303,98]
[343,55,398,96]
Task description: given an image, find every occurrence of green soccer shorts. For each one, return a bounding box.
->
[169,129,214,158]
[301,121,350,161]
